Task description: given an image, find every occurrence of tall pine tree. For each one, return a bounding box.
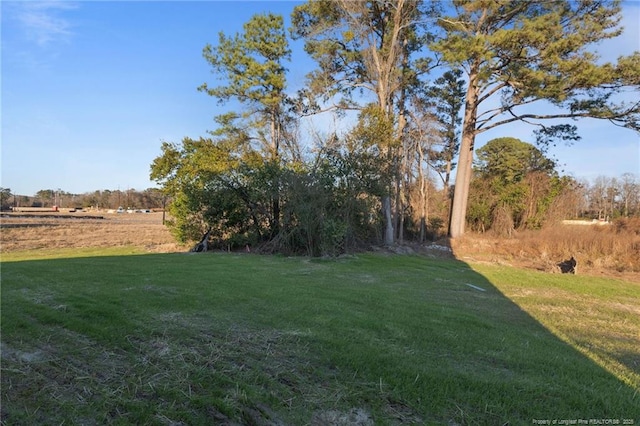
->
[431,0,640,238]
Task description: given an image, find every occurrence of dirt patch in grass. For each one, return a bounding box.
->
[311,407,373,425]
[0,342,46,363]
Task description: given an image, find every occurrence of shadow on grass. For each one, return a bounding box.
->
[1,249,639,425]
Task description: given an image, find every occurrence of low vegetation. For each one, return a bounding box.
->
[0,212,184,254]
[453,218,640,276]
[2,250,638,425]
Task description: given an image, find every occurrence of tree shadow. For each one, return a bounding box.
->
[439,238,640,421]
[1,250,638,424]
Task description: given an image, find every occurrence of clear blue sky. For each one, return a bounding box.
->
[2,1,639,196]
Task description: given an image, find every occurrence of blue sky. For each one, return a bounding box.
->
[2,1,639,196]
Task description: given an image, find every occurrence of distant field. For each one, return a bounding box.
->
[0,211,185,254]
[1,251,638,425]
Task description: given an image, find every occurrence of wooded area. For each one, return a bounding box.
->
[6,1,636,256]
[145,0,639,255]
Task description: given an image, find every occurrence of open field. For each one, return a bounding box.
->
[1,249,639,425]
[3,212,639,281]
[0,212,186,254]
[1,213,639,424]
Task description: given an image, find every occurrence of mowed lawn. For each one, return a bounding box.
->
[1,249,638,425]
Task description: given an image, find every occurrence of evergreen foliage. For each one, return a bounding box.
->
[150,2,640,253]
[468,138,570,234]
[432,0,640,237]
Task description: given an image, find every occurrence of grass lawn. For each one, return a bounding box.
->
[1,250,638,425]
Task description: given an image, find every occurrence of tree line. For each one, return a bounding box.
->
[0,188,165,211]
[146,0,639,255]
[465,139,640,235]
[2,169,636,227]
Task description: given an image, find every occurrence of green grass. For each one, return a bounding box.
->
[1,251,638,425]
[0,246,147,262]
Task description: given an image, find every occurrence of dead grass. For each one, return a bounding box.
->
[451,218,640,281]
[0,212,186,253]
[3,211,638,281]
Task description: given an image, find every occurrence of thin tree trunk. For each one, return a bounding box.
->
[382,195,394,246]
[270,112,281,237]
[394,151,403,244]
[395,34,411,245]
[396,113,408,244]
[443,161,452,201]
[417,139,427,243]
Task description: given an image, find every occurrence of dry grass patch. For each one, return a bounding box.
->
[0,212,185,253]
[452,219,640,279]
